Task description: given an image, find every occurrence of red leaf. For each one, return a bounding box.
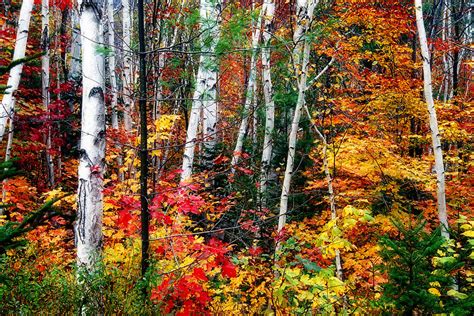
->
[117,210,132,229]
[192,267,207,282]
[221,259,237,278]
[248,246,263,256]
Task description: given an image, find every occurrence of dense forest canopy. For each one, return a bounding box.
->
[0,0,472,314]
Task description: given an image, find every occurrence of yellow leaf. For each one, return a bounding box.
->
[462,230,474,237]
[428,288,441,296]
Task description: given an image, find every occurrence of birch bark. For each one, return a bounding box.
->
[259,0,275,206]
[122,0,133,132]
[70,1,81,82]
[75,0,106,267]
[277,0,318,242]
[181,0,221,183]
[231,5,264,169]
[42,0,54,187]
[0,0,34,142]
[107,0,118,130]
[304,104,343,280]
[415,0,449,239]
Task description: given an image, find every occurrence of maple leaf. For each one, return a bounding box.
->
[248,246,263,256]
[221,259,237,278]
[192,267,208,281]
[117,210,132,229]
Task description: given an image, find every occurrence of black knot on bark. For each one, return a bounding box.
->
[89,86,104,102]
[80,0,103,20]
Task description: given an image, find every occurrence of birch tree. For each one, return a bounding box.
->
[69,1,81,82]
[0,0,34,142]
[304,102,343,280]
[181,0,221,183]
[41,0,54,187]
[122,0,133,132]
[415,0,449,238]
[259,0,275,206]
[75,0,106,268]
[107,0,118,130]
[277,0,318,242]
[231,4,264,169]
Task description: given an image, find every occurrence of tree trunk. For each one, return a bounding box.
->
[69,1,81,83]
[107,0,118,130]
[137,0,149,279]
[0,0,34,142]
[1,116,14,213]
[415,0,449,239]
[441,0,453,102]
[180,0,221,183]
[277,0,318,248]
[304,104,343,280]
[259,0,276,207]
[42,0,54,187]
[231,5,263,169]
[122,0,133,132]
[106,0,125,183]
[75,0,106,268]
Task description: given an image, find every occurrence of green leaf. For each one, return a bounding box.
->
[447,289,468,300]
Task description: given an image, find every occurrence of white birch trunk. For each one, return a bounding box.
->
[70,1,81,82]
[259,0,275,206]
[0,0,34,142]
[181,0,221,183]
[415,0,449,239]
[107,0,124,182]
[441,0,453,102]
[277,0,318,243]
[41,0,54,187]
[107,0,118,130]
[231,6,263,169]
[251,78,258,147]
[1,116,14,213]
[201,0,221,170]
[304,104,343,280]
[122,0,133,132]
[75,0,106,267]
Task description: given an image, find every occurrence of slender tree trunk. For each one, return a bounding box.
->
[259,0,275,207]
[201,0,222,171]
[137,0,149,279]
[42,0,54,187]
[75,0,106,268]
[107,0,118,130]
[180,0,221,183]
[231,5,263,169]
[0,0,34,142]
[122,0,133,132]
[415,0,449,239]
[69,1,81,83]
[1,116,14,213]
[277,0,318,248]
[107,0,124,182]
[441,0,453,102]
[303,104,343,280]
